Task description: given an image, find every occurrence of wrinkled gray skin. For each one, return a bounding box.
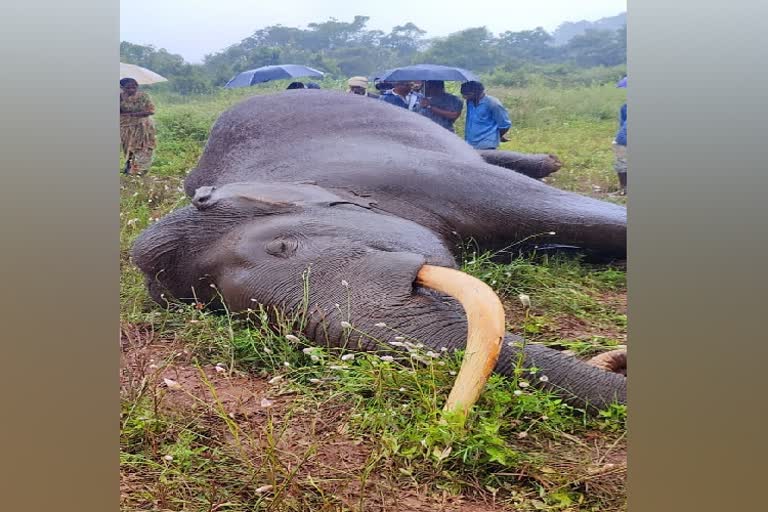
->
[133,90,627,411]
[184,90,626,259]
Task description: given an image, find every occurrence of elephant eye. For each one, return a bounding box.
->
[265,236,298,258]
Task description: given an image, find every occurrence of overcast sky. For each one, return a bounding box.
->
[121,0,626,63]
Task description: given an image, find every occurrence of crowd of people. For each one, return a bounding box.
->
[119,74,626,194]
[344,76,512,150]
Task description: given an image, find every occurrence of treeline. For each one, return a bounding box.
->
[121,15,626,95]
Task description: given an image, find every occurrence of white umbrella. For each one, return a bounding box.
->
[120,62,168,85]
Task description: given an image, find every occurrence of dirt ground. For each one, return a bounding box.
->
[120,321,626,512]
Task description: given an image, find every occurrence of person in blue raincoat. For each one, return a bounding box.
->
[460,81,512,150]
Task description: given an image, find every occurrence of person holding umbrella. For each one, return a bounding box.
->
[119,78,156,175]
[415,80,463,132]
[460,81,511,150]
[379,81,422,111]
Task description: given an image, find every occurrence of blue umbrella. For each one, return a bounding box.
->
[225,64,325,88]
[377,64,478,83]
[616,76,627,88]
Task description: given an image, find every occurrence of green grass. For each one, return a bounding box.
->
[120,83,627,511]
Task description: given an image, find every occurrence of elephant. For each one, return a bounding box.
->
[183,90,625,260]
[132,90,627,412]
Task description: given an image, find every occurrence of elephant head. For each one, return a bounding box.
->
[132,181,626,412]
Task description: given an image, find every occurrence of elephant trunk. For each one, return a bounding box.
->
[496,338,627,411]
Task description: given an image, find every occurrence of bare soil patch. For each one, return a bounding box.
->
[120,322,517,511]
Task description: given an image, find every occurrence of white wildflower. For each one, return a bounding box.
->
[438,361,446,366]
[541,415,549,421]
[379,355,394,363]
[340,321,352,329]
[310,355,320,362]
[162,455,174,462]
[341,279,349,287]
[329,365,347,371]
[163,378,182,390]
[209,283,217,288]
[399,387,406,392]
[260,398,274,408]
[548,231,556,235]
[374,322,387,328]
[263,347,273,355]
[285,334,300,342]
[255,485,273,494]
[341,353,355,361]
[518,381,530,388]
[309,378,322,384]
[302,347,315,354]
[283,361,290,367]
[394,336,405,341]
[538,375,549,383]
[214,364,226,374]
[517,432,528,439]
[513,390,523,396]
[518,294,531,308]
[425,351,439,358]
[449,371,457,376]
[440,347,448,352]
[268,375,283,385]
[388,341,406,347]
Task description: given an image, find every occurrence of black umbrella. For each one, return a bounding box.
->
[377,64,478,83]
[225,64,325,88]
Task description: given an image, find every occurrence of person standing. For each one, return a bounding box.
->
[613,102,628,194]
[347,76,379,98]
[119,78,156,175]
[415,80,463,132]
[379,81,422,111]
[612,76,628,195]
[460,81,511,150]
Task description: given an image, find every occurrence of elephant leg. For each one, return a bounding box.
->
[477,150,563,179]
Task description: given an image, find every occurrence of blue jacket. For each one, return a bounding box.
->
[615,103,627,146]
[464,95,512,149]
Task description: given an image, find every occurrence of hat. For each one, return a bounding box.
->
[347,76,368,88]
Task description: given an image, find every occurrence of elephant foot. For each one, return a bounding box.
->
[586,348,627,376]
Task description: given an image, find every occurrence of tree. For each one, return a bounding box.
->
[419,27,499,71]
[496,27,558,62]
[381,23,427,59]
[562,28,626,67]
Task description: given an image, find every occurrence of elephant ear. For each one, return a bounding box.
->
[191,182,350,213]
[192,185,294,211]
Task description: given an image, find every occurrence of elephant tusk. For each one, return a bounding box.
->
[415,265,505,419]
[586,348,627,375]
